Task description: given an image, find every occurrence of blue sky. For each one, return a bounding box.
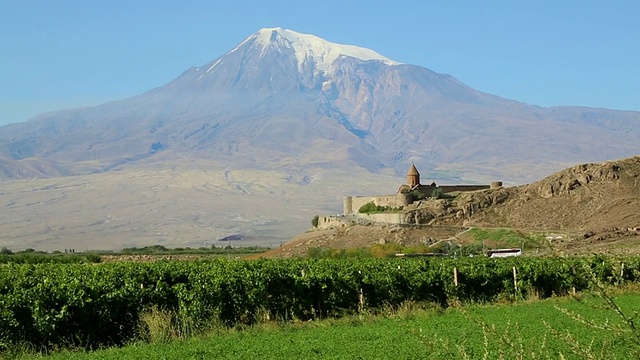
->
[1,1,639,126]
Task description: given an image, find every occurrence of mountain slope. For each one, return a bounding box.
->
[0,27,638,183]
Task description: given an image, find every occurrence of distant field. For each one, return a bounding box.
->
[22,292,640,360]
[0,245,270,264]
[0,166,399,251]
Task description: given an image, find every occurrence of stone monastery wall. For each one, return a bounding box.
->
[316,213,405,229]
[438,185,491,193]
[343,194,410,215]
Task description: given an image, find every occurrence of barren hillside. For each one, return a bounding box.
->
[463,155,640,231]
[269,156,640,258]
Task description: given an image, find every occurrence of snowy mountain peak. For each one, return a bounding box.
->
[245,27,401,73]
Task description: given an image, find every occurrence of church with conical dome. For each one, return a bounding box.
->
[407,163,420,188]
[396,163,439,197]
[342,164,501,215]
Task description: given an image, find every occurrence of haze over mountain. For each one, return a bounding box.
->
[0,28,638,250]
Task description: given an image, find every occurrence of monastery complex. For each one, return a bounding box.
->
[317,165,502,228]
[343,164,502,215]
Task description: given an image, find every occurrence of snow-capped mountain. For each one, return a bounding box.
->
[225,27,400,74]
[0,27,639,183]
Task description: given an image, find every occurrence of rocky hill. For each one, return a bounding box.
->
[460,155,640,231]
[268,156,640,258]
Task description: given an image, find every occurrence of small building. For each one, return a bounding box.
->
[486,248,522,258]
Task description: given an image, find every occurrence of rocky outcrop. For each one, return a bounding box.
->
[530,161,626,198]
[457,188,511,213]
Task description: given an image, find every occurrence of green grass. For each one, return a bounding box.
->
[467,228,546,250]
[19,292,640,360]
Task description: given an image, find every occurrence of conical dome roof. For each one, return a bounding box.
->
[406,163,421,187]
[407,163,420,176]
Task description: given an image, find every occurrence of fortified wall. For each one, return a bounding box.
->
[315,213,405,230]
[438,184,495,193]
[343,194,410,215]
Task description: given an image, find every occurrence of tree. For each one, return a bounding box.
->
[359,202,381,213]
[410,190,424,201]
[431,187,445,199]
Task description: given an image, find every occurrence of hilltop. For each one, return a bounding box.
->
[262,156,640,258]
[462,155,640,231]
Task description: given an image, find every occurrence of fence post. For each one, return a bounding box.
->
[513,266,518,293]
[454,267,458,287]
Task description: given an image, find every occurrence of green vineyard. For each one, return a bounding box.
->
[1,256,638,351]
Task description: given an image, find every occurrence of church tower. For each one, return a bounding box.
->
[407,164,420,188]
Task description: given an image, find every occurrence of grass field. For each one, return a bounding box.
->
[465,228,547,250]
[19,292,640,360]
